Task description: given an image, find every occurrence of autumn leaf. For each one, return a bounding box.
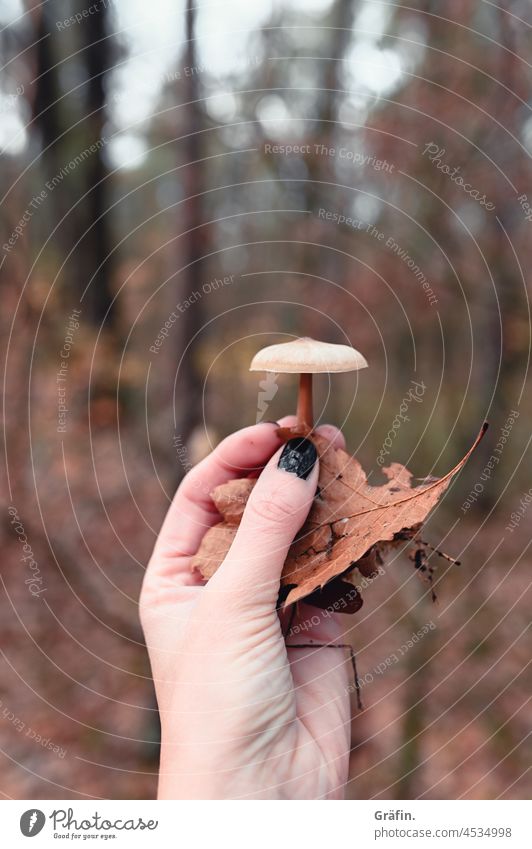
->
[192,424,487,607]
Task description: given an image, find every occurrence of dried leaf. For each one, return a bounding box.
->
[192,424,487,606]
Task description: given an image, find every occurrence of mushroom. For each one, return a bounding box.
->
[250,337,368,429]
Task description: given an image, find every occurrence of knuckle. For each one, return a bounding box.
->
[247,490,295,526]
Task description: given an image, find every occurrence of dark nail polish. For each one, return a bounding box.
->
[278,437,317,480]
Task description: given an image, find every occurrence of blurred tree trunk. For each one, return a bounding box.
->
[172,0,206,474]
[33,5,61,170]
[396,612,435,798]
[32,3,70,245]
[32,2,116,326]
[303,0,358,338]
[81,1,116,326]
[143,0,210,761]
[487,7,526,414]
[305,0,357,214]
[465,7,525,507]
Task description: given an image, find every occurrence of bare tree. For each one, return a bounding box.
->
[81,0,116,325]
[172,0,207,475]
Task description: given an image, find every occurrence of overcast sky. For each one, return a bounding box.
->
[0,0,405,165]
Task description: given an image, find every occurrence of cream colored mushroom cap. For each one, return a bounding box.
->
[249,337,368,374]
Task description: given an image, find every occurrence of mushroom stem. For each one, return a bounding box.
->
[297,372,313,428]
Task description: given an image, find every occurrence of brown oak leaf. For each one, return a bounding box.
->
[192,424,487,606]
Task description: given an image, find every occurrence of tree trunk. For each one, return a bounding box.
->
[82,2,116,325]
[172,0,207,476]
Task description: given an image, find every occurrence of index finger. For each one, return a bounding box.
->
[147,417,298,587]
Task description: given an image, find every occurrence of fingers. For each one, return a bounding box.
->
[146,417,298,589]
[314,423,346,453]
[145,419,345,602]
[207,437,319,608]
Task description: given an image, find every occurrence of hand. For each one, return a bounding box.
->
[140,417,352,799]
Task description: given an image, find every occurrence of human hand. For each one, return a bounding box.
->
[140,417,352,799]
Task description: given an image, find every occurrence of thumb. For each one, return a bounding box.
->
[207,437,319,608]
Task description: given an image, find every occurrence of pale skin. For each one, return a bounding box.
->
[140,416,352,799]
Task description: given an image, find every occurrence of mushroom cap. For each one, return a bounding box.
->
[249,337,368,374]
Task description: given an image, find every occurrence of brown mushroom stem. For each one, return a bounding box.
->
[297,372,313,428]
